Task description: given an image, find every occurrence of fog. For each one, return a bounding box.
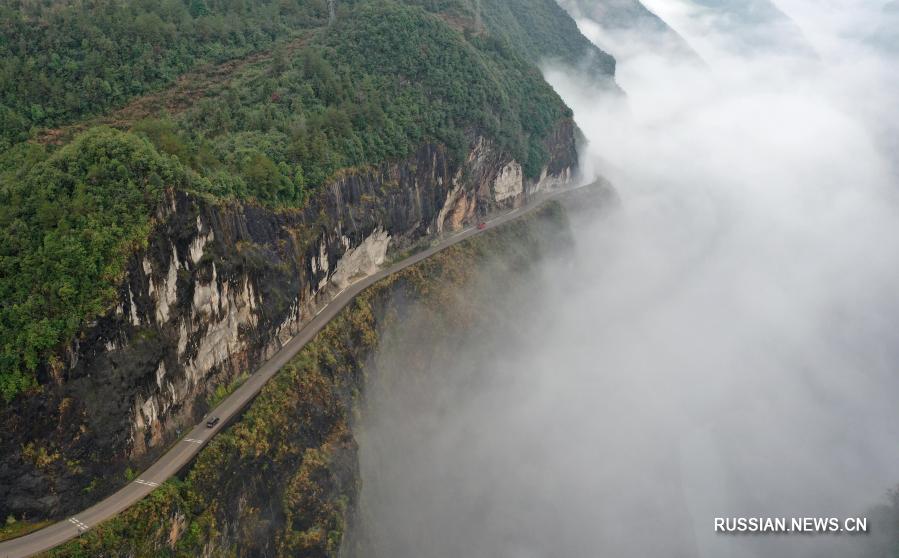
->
[348,1,899,557]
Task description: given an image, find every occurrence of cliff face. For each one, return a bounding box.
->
[0,125,578,522]
[45,194,587,558]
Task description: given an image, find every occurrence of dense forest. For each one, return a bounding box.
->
[0,0,329,149]
[0,0,613,401]
[0,129,188,400]
[389,0,616,77]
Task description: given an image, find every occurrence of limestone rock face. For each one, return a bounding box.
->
[493,162,524,203]
[0,123,579,521]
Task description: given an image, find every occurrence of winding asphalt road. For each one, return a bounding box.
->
[0,185,584,558]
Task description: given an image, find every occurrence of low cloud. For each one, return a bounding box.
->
[350,2,899,556]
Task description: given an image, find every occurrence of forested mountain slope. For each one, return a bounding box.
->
[0,0,325,149]
[0,0,612,402]
[0,0,616,533]
[0,0,615,149]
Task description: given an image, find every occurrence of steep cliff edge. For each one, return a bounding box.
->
[0,124,578,523]
[0,0,616,536]
[42,198,586,557]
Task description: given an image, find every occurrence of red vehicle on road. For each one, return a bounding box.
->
[477,222,487,230]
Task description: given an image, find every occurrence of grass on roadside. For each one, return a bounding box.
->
[206,371,251,410]
[0,516,53,543]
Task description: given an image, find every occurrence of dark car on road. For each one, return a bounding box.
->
[206,416,220,428]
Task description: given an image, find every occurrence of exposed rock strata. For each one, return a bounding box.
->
[0,125,578,521]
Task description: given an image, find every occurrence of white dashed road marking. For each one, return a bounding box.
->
[135,479,159,487]
[68,518,88,531]
[184,438,204,444]
[315,286,349,317]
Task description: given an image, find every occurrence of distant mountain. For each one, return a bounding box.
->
[868,1,899,53]
[558,0,702,62]
[687,0,816,56]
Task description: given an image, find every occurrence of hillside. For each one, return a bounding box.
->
[0,0,615,150]
[0,0,616,537]
[0,0,324,150]
[0,0,616,404]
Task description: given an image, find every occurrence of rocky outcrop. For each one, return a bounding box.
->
[44,197,585,558]
[0,123,579,521]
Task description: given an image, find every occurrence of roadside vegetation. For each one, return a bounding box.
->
[0,517,52,544]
